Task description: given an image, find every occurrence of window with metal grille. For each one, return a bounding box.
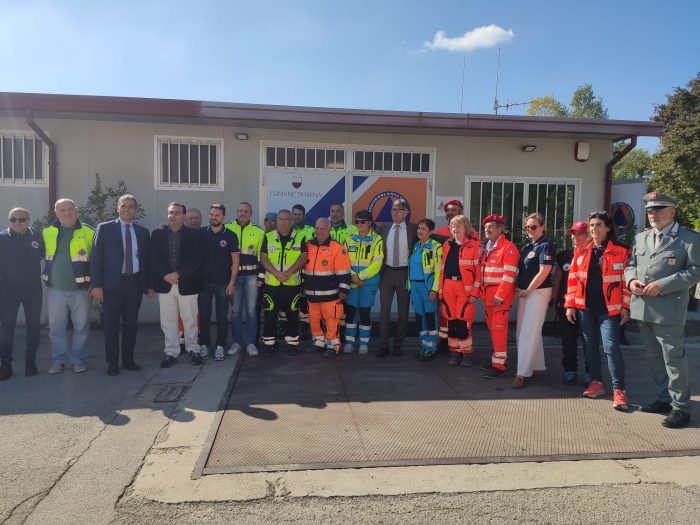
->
[265,146,345,169]
[353,149,430,174]
[466,177,579,251]
[0,132,46,184]
[155,136,223,190]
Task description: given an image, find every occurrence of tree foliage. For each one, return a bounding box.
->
[612,147,653,180]
[528,84,608,119]
[78,173,146,226]
[649,72,700,229]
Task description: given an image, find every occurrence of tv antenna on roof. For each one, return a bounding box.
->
[493,47,533,114]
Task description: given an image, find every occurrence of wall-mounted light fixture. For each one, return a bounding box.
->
[575,141,590,162]
[235,132,249,141]
[521,145,537,153]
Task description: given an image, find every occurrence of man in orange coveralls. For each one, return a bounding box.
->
[480,214,520,379]
[302,217,352,358]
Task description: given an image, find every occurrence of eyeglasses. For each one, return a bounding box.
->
[524,225,541,231]
[391,208,407,212]
[354,219,369,224]
[9,217,28,223]
[646,206,668,212]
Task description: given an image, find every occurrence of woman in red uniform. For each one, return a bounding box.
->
[439,215,481,367]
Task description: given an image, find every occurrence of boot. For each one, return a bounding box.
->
[0,358,13,381]
[25,358,38,377]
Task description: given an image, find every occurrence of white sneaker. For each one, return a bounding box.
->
[199,344,209,360]
[73,361,87,373]
[48,361,65,374]
[342,343,354,354]
[246,344,259,356]
[214,346,225,361]
[227,343,242,356]
[358,344,369,355]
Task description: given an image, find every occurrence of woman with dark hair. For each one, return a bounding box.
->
[408,218,442,360]
[514,212,554,388]
[439,215,481,367]
[565,211,631,410]
[343,209,383,354]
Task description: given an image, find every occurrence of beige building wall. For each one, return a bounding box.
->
[0,116,612,323]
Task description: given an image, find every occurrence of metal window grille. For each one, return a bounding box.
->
[158,138,221,189]
[467,178,578,250]
[265,146,345,169]
[351,149,431,174]
[0,133,44,183]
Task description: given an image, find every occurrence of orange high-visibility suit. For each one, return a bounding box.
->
[303,237,352,353]
[439,237,481,355]
[481,233,519,370]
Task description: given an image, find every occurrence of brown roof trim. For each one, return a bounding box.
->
[0,92,664,138]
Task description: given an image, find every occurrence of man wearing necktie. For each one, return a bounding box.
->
[378,198,417,357]
[625,191,700,429]
[90,195,153,376]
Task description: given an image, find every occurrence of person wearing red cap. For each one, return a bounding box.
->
[479,214,519,378]
[551,221,590,385]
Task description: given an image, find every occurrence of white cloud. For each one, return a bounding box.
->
[423,25,514,53]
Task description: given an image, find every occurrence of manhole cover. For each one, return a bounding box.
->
[154,384,188,403]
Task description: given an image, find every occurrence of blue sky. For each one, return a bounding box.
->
[2,0,698,151]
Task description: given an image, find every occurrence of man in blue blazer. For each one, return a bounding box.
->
[90,194,152,376]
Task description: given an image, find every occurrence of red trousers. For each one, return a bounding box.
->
[308,300,344,353]
[441,279,473,355]
[483,287,510,370]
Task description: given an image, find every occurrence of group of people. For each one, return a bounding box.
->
[0,191,697,428]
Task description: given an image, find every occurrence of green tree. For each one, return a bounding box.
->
[613,147,653,180]
[78,173,146,226]
[649,72,700,229]
[528,84,608,119]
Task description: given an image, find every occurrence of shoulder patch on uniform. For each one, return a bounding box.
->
[342,249,347,255]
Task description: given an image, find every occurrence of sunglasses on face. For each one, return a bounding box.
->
[9,217,28,223]
[588,210,610,219]
[524,225,541,231]
[354,219,369,224]
[391,208,407,212]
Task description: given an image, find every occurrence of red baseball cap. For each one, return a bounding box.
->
[567,221,588,234]
[443,199,464,212]
[481,214,505,226]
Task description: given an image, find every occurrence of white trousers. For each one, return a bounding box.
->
[158,284,199,357]
[515,287,552,377]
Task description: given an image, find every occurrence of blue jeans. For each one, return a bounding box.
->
[231,274,259,346]
[198,282,229,347]
[47,287,91,364]
[578,309,625,390]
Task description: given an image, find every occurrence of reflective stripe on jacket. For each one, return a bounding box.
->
[408,238,442,293]
[345,231,383,285]
[42,220,95,287]
[263,230,304,286]
[480,233,520,306]
[225,221,264,275]
[303,237,352,302]
[564,239,631,315]
[439,238,481,297]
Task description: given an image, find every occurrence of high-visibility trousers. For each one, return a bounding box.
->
[308,299,344,353]
[409,280,438,354]
[344,282,378,347]
[484,286,510,370]
[440,279,472,355]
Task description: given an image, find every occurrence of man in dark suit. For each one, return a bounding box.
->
[149,202,204,368]
[90,194,153,376]
[378,198,417,357]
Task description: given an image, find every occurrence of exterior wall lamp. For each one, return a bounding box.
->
[521,145,537,152]
[235,132,249,140]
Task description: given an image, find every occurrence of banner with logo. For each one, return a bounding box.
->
[351,176,428,227]
[265,172,346,226]
[611,179,647,232]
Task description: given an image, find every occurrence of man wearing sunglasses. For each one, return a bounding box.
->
[0,208,45,380]
[625,191,700,428]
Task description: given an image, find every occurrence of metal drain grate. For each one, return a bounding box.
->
[154,383,188,403]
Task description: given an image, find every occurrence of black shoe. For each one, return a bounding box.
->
[480,363,495,372]
[392,348,403,357]
[107,364,120,376]
[376,347,389,358]
[484,367,505,379]
[25,360,38,377]
[122,361,141,371]
[662,409,690,429]
[639,400,673,414]
[0,359,13,381]
[160,355,177,368]
[190,351,202,365]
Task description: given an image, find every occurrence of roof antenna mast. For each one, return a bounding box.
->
[493,47,533,115]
